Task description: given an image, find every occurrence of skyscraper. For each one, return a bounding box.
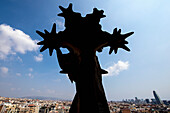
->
[153,90,163,104]
[145,99,150,104]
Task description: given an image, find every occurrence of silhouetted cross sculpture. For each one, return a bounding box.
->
[36,3,134,113]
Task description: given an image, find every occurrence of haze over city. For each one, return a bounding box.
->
[0,0,170,101]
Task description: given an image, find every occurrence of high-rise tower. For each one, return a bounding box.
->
[153,90,163,104]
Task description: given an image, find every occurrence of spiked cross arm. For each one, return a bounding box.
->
[36,23,65,56]
[36,23,81,56]
[108,28,134,54]
[96,28,134,54]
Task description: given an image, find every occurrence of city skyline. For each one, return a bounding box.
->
[0,0,170,101]
[1,96,169,113]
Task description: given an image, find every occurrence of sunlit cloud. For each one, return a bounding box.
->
[34,54,43,62]
[31,88,41,93]
[17,56,23,62]
[16,73,21,77]
[105,60,129,76]
[0,66,9,74]
[11,88,21,91]
[27,73,34,78]
[0,24,39,60]
[55,20,65,30]
[47,89,56,94]
[29,68,33,72]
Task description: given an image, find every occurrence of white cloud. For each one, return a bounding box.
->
[34,54,43,62]
[16,73,21,76]
[0,67,9,74]
[55,20,64,30]
[47,89,56,94]
[27,68,34,78]
[31,88,40,93]
[29,68,33,72]
[11,88,21,91]
[17,56,23,62]
[105,61,129,76]
[0,24,39,60]
[28,73,34,78]
[31,88,35,91]
[10,88,16,91]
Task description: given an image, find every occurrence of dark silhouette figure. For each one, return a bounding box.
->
[36,3,134,113]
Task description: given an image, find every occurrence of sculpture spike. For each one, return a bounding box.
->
[121,45,130,51]
[59,6,66,12]
[37,41,45,45]
[118,29,121,34]
[40,46,48,52]
[122,32,134,39]
[68,3,73,11]
[51,23,56,34]
[49,48,54,56]
[109,47,114,54]
[58,13,64,17]
[124,41,129,44]
[44,29,49,34]
[36,30,46,39]
[113,28,117,34]
[114,48,118,54]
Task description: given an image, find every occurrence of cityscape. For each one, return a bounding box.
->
[0,91,170,113]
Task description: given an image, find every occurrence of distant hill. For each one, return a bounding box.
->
[21,96,62,100]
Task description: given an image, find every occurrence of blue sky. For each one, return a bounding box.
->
[0,0,170,101]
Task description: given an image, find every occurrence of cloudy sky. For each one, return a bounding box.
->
[0,0,170,101]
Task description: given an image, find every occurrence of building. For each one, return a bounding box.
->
[0,105,6,113]
[28,104,39,113]
[145,99,150,104]
[153,90,163,104]
[121,108,131,113]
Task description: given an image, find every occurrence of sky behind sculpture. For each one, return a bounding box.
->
[0,0,170,101]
